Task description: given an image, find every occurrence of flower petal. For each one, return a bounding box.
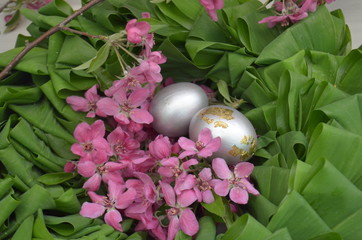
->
[212,179,229,197]
[96,98,119,116]
[159,181,176,207]
[202,190,214,204]
[83,174,102,191]
[198,128,212,144]
[178,137,196,151]
[104,209,123,232]
[178,189,197,208]
[77,160,96,177]
[199,168,212,181]
[128,88,150,107]
[66,96,89,112]
[234,162,254,178]
[179,208,199,236]
[212,158,232,179]
[130,109,153,124]
[167,216,180,240]
[230,187,249,205]
[80,202,105,218]
[116,187,137,209]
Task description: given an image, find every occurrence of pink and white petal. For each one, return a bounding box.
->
[128,88,150,107]
[83,174,102,191]
[167,216,180,240]
[205,137,221,152]
[125,138,140,150]
[234,162,254,178]
[160,157,179,167]
[88,191,106,204]
[66,96,89,112]
[91,149,110,164]
[198,128,213,145]
[181,158,198,170]
[175,175,196,194]
[74,122,91,142]
[92,138,111,153]
[242,180,260,196]
[107,181,125,201]
[199,168,212,181]
[107,127,125,145]
[198,148,214,158]
[159,181,176,207]
[178,150,196,159]
[113,88,127,105]
[202,190,214,204]
[179,209,199,236]
[80,202,105,218]
[70,143,84,156]
[85,85,100,102]
[104,209,123,232]
[90,120,106,139]
[116,188,137,209]
[212,179,229,197]
[103,171,124,185]
[125,202,149,214]
[214,0,224,9]
[114,113,130,125]
[177,189,197,208]
[158,167,174,178]
[105,162,127,171]
[77,160,96,177]
[193,187,202,202]
[130,109,153,124]
[212,158,232,179]
[96,97,120,116]
[177,137,196,151]
[230,187,249,205]
[86,111,96,118]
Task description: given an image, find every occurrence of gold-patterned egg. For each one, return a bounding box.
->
[189,105,257,165]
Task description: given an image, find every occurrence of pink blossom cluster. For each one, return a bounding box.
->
[259,0,336,28]
[65,16,259,240]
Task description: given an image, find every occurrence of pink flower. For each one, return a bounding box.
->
[26,0,52,10]
[64,161,77,172]
[211,158,259,204]
[199,0,224,21]
[107,127,140,158]
[178,128,221,159]
[96,88,153,125]
[4,15,13,23]
[258,0,309,28]
[125,172,157,215]
[149,135,172,160]
[71,120,112,162]
[80,181,136,231]
[160,181,199,240]
[158,157,198,179]
[125,19,151,44]
[194,168,214,203]
[130,60,163,83]
[77,159,126,191]
[66,85,105,118]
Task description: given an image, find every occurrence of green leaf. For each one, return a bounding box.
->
[217,80,232,103]
[10,215,34,240]
[0,194,21,226]
[195,216,216,240]
[37,172,75,185]
[222,214,271,240]
[87,43,111,73]
[175,231,192,240]
[4,10,21,33]
[33,210,54,239]
[0,177,14,199]
[201,193,225,218]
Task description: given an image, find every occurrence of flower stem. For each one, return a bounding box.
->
[0,0,15,13]
[0,0,105,80]
[60,26,108,41]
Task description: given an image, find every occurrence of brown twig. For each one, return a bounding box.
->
[0,0,14,13]
[0,0,105,80]
[60,26,108,40]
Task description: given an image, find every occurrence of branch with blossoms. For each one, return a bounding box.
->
[258,0,336,28]
[63,16,260,240]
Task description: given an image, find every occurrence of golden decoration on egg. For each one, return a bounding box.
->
[214,121,228,128]
[198,107,235,120]
[201,116,214,124]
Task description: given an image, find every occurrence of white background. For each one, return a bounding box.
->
[0,0,361,53]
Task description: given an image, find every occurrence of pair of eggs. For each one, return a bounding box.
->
[149,82,257,165]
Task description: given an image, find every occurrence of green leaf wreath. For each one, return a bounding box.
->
[0,0,361,239]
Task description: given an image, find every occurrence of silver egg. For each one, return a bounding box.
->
[189,105,257,165]
[150,82,208,137]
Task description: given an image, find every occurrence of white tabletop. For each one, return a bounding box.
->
[0,0,361,53]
